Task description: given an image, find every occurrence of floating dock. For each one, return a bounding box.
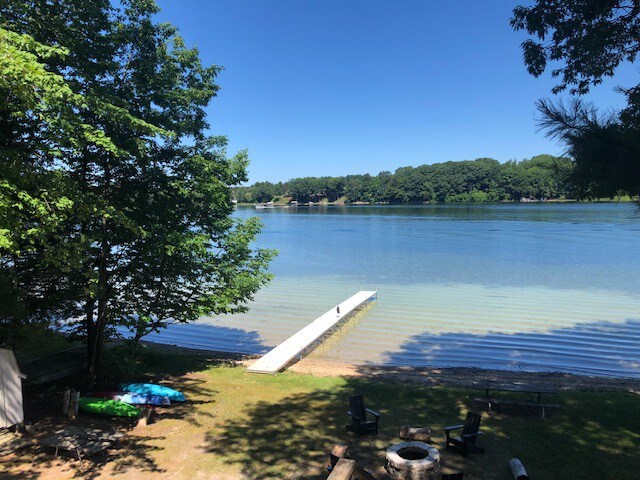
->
[247,290,377,374]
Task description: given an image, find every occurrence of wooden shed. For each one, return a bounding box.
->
[0,348,25,428]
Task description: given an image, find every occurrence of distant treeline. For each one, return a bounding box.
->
[234,155,577,204]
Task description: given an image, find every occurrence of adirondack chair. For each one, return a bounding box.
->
[345,395,379,437]
[444,412,484,457]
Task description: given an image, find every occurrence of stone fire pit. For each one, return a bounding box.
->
[385,441,440,480]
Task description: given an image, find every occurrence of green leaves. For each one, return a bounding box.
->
[0,1,274,373]
[512,2,640,199]
[511,1,640,95]
[236,156,574,204]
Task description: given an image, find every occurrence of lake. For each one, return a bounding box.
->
[144,203,640,378]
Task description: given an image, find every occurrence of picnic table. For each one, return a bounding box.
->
[470,381,559,420]
[40,425,124,462]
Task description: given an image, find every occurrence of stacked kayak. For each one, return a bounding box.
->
[119,383,186,402]
[88,391,171,406]
[79,383,185,418]
[78,397,142,418]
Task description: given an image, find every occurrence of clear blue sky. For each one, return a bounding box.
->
[155,0,637,183]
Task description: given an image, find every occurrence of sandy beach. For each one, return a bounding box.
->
[145,340,640,392]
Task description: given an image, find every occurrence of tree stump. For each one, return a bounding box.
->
[399,425,432,443]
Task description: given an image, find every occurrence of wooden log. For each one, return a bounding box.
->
[399,425,432,442]
[328,443,349,470]
[508,458,529,480]
[327,458,356,480]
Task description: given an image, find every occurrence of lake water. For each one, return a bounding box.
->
[144,203,640,378]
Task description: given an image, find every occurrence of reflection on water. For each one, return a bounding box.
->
[145,203,640,378]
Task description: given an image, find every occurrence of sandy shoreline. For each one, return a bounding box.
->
[143,340,640,392]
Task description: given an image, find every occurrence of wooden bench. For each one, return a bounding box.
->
[326,445,377,480]
[326,458,377,480]
[473,397,559,419]
[470,381,559,420]
[39,425,124,463]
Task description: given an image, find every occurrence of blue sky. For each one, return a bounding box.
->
[155,0,638,183]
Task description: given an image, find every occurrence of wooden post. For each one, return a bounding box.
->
[68,390,79,419]
[136,407,153,427]
[72,391,80,418]
[508,458,529,480]
[62,389,70,415]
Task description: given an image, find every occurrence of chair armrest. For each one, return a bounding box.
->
[461,431,483,439]
[365,408,380,418]
[444,424,464,432]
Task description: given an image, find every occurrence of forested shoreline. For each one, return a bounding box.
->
[234,154,582,204]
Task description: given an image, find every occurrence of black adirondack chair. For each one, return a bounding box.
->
[444,412,485,457]
[346,395,380,437]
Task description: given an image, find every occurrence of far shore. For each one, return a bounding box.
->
[237,198,638,207]
[141,340,640,392]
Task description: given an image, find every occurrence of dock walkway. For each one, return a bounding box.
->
[247,290,377,374]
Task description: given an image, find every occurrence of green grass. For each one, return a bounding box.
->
[126,349,640,480]
[6,347,640,480]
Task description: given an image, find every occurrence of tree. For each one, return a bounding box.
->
[536,99,640,198]
[0,26,131,341]
[287,177,317,202]
[512,1,640,198]
[511,1,640,95]
[0,0,275,383]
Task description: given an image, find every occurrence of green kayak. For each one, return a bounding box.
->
[78,397,142,418]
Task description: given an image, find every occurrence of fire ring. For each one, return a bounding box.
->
[385,441,441,480]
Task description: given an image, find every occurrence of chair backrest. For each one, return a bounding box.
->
[461,412,481,436]
[348,395,366,420]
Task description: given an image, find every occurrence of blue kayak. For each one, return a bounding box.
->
[119,383,186,402]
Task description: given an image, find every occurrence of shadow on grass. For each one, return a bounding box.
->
[0,420,165,480]
[202,367,640,480]
[205,377,467,479]
[5,343,234,480]
[6,330,640,480]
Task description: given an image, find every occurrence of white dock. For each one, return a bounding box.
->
[247,290,377,374]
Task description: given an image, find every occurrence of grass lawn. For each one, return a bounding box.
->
[2,347,639,480]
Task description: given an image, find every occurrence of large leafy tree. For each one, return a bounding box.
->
[0,26,130,336]
[511,0,640,198]
[0,0,275,382]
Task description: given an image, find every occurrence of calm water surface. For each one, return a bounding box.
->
[145,203,640,377]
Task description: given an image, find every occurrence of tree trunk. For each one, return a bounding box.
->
[85,298,97,386]
[86,215,109,387]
